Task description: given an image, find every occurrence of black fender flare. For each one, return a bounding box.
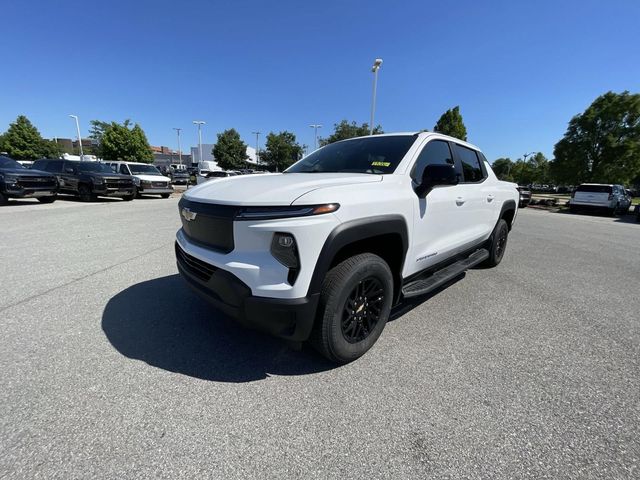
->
[306,214,409,297]
[498,199,517,230]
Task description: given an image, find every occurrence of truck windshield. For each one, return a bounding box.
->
[0,156,25,169]
[286,135,417,174]
[129,164,162,175]
[76,163,114,173]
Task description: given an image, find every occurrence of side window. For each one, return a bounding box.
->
[119,164,129,175]
[411,140,454,183]
[454,144,485,183]
[45,161,63,173]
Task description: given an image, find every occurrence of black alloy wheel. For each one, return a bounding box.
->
[341,277,385,344]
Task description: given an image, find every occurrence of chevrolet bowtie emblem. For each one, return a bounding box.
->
[181,207,197,221]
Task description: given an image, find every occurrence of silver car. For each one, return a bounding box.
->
[569,183,632,216]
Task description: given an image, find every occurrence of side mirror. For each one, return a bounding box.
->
[65,167,75,174]
[415,164,458,197]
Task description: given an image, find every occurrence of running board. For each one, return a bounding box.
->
[401,248,489,299]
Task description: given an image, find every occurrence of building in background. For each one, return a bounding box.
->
[190,145,258,170]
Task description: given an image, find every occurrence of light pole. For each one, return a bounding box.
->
[69,115,83,160]
[309,124,322,150]
[193,121,205,164]
[369,58,383,135]
[173,128,183,165]
[523,151,536,162]
[251,131,261,165]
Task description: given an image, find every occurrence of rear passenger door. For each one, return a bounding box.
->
[450,143,495,244]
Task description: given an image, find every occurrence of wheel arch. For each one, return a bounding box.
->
[307,215,409,303]
[499,199,517,230]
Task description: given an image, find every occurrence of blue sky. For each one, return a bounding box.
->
[1,0,639,161]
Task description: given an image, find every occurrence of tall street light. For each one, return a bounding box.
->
[173,128,183,165]
[309,124,322,150]
[69,115,83,160]
[251,131,261,165]
[369,58,383,135]
[193,121,205,164]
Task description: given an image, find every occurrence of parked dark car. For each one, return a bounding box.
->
[635,204,640,222]
[32,159,135,202]
[170,169,190,185]
[0,155,58,205]
[517,186,531,208]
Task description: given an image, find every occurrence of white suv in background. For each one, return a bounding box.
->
[107,162,173,198]
[569,183,631,216]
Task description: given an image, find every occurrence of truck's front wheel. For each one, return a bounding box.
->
[311,253,393,363]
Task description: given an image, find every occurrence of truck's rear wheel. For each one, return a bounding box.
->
[483,219,509,268]
[311,253,393,363]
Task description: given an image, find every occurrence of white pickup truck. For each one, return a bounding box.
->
[107,161,173,198]
[175,132,519,362]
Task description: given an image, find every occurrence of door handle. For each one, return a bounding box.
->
[487,195,495,203]
[455,197,466,206]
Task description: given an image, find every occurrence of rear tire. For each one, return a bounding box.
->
[78,184,95,202]
[483,219,509,268]
[37,195,57,204]
[310,253,393,364]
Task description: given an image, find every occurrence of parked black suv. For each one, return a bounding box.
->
[0,155,58,205]
[32,159,135,202]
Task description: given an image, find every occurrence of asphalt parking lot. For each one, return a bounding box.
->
[1,198,639,479]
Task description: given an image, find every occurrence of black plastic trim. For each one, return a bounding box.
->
[306,215,409,298]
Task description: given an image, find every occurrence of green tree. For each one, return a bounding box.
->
[433,106,467,141]
[212,129,248,170]
[88,120,110,158]
[528,152,549,184]
[99,120,153,162]
[0,115,57,160]
[491,158,514,181]
[261,131,303,171]
[319,120,383,146]
[551,91,640,185]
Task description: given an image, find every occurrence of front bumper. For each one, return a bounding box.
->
[175,242,319,341]
[93,186,135,197]
[2,184,57,198]
[138,186,174,194]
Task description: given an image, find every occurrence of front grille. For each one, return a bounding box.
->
[152,181,168,188]
[178,198,237,253]
[18,177,56,189]
[105,179,133,189]
[175,243,217,282]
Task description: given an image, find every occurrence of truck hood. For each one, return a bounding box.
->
[184,172,382,206]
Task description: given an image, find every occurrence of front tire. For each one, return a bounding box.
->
[161,193,171,198]
[122,194,135,201]
[310,253,393,364]
[78,184,95,202]
[484,219,509,268]
[0,191,8,206]
[37,195,57,204]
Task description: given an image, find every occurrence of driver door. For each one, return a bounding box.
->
[407,139,468,276]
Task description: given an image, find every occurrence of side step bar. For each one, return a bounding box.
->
[401,248,489,299]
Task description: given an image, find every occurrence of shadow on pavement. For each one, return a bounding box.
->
[102,274,336,383]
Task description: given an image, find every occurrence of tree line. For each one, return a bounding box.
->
[2,90,638,185]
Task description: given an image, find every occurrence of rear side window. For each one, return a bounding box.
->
[411,140,454,183]
[454,144,484,182]
[576,185,612,193]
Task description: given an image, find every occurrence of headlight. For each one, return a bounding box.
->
[271,232,300,284]
[1,174,18,184]
[235,203,339,220]
[141,180,152,186]
[132,177,141,186]
[92,177,105,185]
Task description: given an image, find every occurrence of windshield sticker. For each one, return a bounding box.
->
[371,161,391,167]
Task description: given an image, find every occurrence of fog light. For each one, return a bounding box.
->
[271,233,300,284]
